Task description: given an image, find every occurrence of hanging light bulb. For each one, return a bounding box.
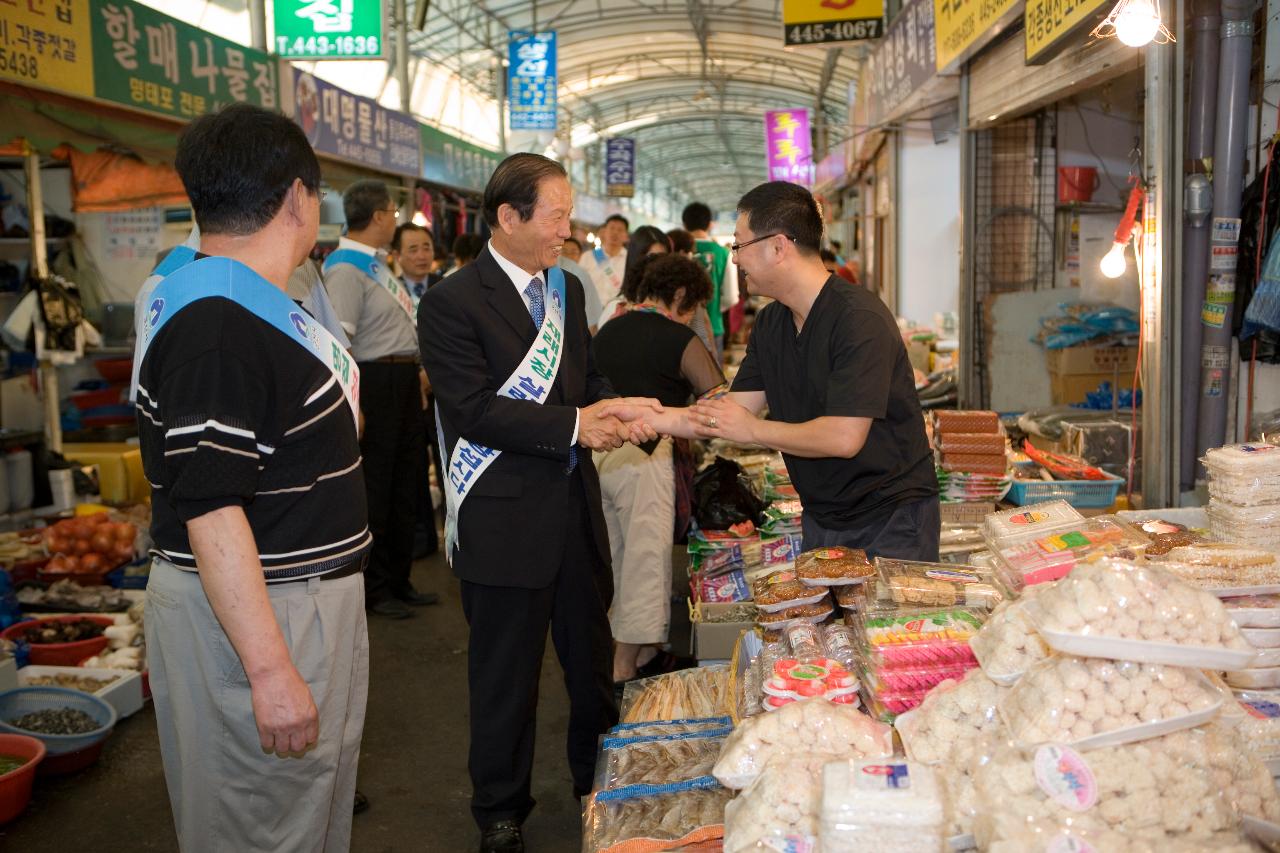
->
[1100,242,1129,278]
[1115,0,1161,46]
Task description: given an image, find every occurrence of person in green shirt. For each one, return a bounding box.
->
[682,202,738,360]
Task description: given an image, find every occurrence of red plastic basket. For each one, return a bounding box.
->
[0,733,45,823]
[1,616,114,665]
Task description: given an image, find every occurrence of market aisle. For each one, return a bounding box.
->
[0,552,585,852]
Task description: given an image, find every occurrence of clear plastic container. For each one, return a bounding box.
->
[875,558,1005,610]
[998,656,1223,750]
[819,760,946,852]
[795,546,876,587]
[859,608,985,670]
[986,516,1150,589]
[753,570,830,612]
[866,663,974,694]
[982,500,1083,541]
[1203,443,1280,477]
[1023,560,1258,670]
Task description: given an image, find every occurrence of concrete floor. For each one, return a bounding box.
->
[0,548,680,853]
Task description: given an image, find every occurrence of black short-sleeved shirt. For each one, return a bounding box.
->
[136,258,372,581]
[731,275,937,528]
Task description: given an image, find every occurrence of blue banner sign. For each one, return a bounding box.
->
[508,31,556,131]
[605,138,635,198]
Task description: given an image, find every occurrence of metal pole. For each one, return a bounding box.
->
[496,55,508,154]
[395,0,411,114]
[957,67,979,408]
[1179,0,1220,492]
[26,146,60,454]
[1142,0,1182,509]
[1195,0,1254,466]
[248,0,267,51]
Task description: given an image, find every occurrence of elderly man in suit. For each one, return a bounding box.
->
[418,153,657,853]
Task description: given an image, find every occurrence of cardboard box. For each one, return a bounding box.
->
[1046,346,1137,405]
[690,601,754,662]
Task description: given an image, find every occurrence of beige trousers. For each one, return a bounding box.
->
[145,559,369,853]
[594,439,676,645]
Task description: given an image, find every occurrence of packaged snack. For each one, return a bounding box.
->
[834,584,869,611]
[693,569,751,603]
[970,590,1052,685]
[1220,688,1280,768]
[583,786,731,853]
[1203,719,1280,823]
[1144,528,1205,556]
[759,532,802,567]
[866,663,974,694]
[938,433,1007,456]
[1025,560,1258,670]
[600,731,729,791]
[1243,626,1280,648]
[1204,443,1280,476]
[1223,593,1280,627]
[940,455,1008,476]
[983,500,1084,540]
[819,760,946,852]
[984,820,1258,853]
[608,717,733,738]
[756,599,834,628]
[998,656,1222,749]
[1226,668,1280,690]
[860,608,985,669]
[895,668,1007,765]
[621,666,731,723]
[723,754,827,853]
[934,410,1001,435]
[1208,502,1280,552]
[712,698,893,790]
[761,657,859,709]
[989,516,1150,588]
[875,558,1005,610]
[753,570,830,612]
[795,546,875,586]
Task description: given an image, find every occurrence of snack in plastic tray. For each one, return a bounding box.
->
[971,731,1242,848]
[998,656,1221,748]
[969,590,1052,685]
[795,546,875,586]
[600,732,728,790]
[819,760,946,852]
[934,410,1001,435]
[1024,560,1258,669]
[1221,688,1280,766]
[757,599,834,628]
[1243,626,1280,648]
[1144,528,1205,556]
[1163,542,1279,569]
[761,658,860,710]
[834,584,870,611]
[723,754,828,853]
[1204,443,1280,479]
[861,608,984,669]
[621,665,731,723]
[1203,719,1280,823]
[876,558,1004,609]
[753,570,830,612]
[867,663,975,694]
[938,432,1007,456]
[583,786,731,853]
[989,517,1150,588]
[1226,667,1280,690]
[982,500,1084,541]
[1208,502,1280,552]
[895,668,1008,765]
[983,820,1259,853]
[1223,593,1280,627]
[712,698,893,790]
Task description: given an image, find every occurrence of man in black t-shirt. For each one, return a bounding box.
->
[634,181,940,560]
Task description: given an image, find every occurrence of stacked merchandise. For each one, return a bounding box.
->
[1204,443,1280,554]
[688,522,757,604]
[739,622,863,717]
[818,760,947,851]
[751,547,874,635]
[759,458,803,568]
[931,410,1012,503]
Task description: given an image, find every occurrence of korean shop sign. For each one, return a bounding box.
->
[864,0,937,126]
[91,0,278,119]
[508,31,556,131]
[272,0,384,60]
[782,0,885,45]
[0,0,93,98]
[1024,0,1109,63]
[420,123,502,192]
[286,67,420,177]
[933,0,1023,74]
[764,109,813,185]
[605,138,635,198]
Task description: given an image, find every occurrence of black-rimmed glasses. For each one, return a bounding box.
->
[730,233,795,254]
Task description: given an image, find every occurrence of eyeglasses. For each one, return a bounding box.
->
[380,205,401,218]
[730,233,795,254]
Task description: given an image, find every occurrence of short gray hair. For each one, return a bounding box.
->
[343,180,391,231]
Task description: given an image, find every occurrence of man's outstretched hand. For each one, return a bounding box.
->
[580,398,665,450]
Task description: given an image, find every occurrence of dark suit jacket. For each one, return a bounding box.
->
[418,246,615,588]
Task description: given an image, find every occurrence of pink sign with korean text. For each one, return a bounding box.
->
[765,109,813,186]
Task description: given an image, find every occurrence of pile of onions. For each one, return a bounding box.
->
[43,513,137,575]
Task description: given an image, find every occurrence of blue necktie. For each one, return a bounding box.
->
[525,278,577,471]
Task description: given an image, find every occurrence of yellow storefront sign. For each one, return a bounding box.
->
[934,0,1023,73]
[1025,0,1110,63]
[782,0,886,45]
[0,0,94,98]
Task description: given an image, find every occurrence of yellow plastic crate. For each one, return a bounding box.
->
[62,443,149,505]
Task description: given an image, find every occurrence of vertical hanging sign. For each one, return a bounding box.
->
[508,31,556,131]
[764,109,813,185]
[605,138,635,198]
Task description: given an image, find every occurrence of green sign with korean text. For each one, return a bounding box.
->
[272,0,384,60]
[90,0,278,119]
[420,124,502,193]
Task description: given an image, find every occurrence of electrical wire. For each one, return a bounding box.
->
[1069,100,1136,202]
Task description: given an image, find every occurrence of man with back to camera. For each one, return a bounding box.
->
[324,180,438,619]
[682,201,739,359]
[135,103,370,851]
[629,182,940,560]
[579,213,629,307]
[418,153,661,853]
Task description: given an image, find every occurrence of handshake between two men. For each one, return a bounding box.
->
[576,396,756,452]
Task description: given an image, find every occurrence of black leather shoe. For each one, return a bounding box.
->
[479,820,524,853]
[397,587,440,606]
[368,599,414,619]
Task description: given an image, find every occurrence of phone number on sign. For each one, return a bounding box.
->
[0,49,38,80]
[276,35,381,58]
[785,20,884,44]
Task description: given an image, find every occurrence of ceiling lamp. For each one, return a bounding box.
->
[1091,0,1175,47]
[1100,181,1146,279]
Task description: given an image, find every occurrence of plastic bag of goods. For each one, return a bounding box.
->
[620,665,730,724]
[984,818,1259,853]
[1207,503,1280,553]
[895,668,1008,765]
[1151,543,1280,592]
[1023,559,1257,670]
[596,728,731,792]
[969,588,1052,685]
[794,546,875,586]
[1219,688,1280,771]
[997,655,1222,749]
[723,754,828,853]
[875,557,1004,610]
[711,697,893,790]
[582,785,731,853]
[692,457,765,530]
[752,569,829,612]
[818,760,946,853]
[1203,443,1280,507]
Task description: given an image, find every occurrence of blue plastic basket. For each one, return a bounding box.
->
[1007,475,1125,509]
[0,687,117,755]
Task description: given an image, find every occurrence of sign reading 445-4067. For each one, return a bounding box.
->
[272,0,385,60]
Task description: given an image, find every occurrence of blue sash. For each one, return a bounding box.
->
[324,248,416,320]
